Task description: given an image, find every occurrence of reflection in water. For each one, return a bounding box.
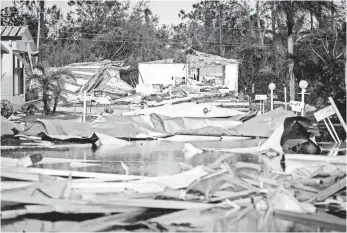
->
[1,140,264,177]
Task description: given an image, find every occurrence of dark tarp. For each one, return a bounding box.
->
[281,117,321,154]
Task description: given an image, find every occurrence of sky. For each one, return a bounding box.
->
[1,0,199,25]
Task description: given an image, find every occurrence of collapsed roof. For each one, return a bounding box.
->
[186,49,240,68]
[61,60,134,99]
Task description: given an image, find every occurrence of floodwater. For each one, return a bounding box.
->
[2,140,264,176]
[1,139,345,232]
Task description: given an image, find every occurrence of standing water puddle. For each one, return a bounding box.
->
[1,139,344,232]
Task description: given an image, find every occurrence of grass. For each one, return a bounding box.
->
[20,111,80,124]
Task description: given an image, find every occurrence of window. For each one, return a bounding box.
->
[18,68,24,94]
[197,68,200,81]
[13,55,15,96]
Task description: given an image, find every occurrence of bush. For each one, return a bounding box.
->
[25,87,39,102]
[20,103,39,115]
[1,100,14,118]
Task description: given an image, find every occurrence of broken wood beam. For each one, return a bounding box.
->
[315,177,346,202]
[274,209,346,232]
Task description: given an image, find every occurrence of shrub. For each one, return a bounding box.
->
[1,100,14,118]
[20,103,39,115]
[25,87,39,102]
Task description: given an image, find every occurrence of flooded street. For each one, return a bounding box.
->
[2,139,264,177]
[2,140,345,232]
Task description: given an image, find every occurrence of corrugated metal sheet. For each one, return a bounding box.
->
[49,61,133,100]
[1,26,39,54]
[187,49,240,69]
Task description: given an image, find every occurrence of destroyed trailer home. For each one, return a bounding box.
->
[52,60,134,104]
[136,49,239,95]
[186,49,239,91]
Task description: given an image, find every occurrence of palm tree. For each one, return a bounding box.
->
[28,65,75,115]
[270,1,334,101]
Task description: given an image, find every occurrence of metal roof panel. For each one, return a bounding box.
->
[9,26,21,37]
[2,26,12,36]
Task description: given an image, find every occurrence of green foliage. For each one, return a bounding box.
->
[25,87,39,102]
[19,103,39,116]
[1,100,14,118]
[27,64,76,115]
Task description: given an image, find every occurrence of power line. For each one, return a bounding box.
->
[33,36,273,47]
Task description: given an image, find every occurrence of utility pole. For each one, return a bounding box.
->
[36,0,45,63]
[218,1,224,57]
[36,0,41,63]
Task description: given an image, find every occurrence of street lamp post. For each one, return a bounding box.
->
[269,83,276,111]
[299,80,308,116]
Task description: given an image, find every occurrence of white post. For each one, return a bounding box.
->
[83,90,87,122]
[270,90,273,111]
[327,117,341,143]
[268,83,276,111]
[169,86,172,104]
[260,100,264,114]
[328,97,347,133]
[284,86,287,111]
[299,80,308,117]
[323,118,338,143]
[301,88,305,117]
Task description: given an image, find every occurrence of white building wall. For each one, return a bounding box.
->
[138,63,187,86]
[1,40,26,108]
[224,63,239,93]
[1,53,13,102]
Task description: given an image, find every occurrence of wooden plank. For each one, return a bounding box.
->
[0,143,92,150]
[1,181,34,191]
[1,193,145,213]
[1,170,65,182]
[1,26,10,36]
[71,182,165,194]
[285,154,346,164]
[1,203,145,219]
[1,166,145,181]
[55,209,146,232]
[85,197,215,210]
[315,177,346,201]
[274,210,346,232]
[1,26,6,35]
[1,26,13,37]
[1,157,100,166]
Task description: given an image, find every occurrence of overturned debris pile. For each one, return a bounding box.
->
[1,151,346,232]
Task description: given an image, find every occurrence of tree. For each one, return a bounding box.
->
[28,65,75,115]
[270,1,335,101]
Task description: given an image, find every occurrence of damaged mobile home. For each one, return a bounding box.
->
[136,49,239,95]
[55,60,134,103]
